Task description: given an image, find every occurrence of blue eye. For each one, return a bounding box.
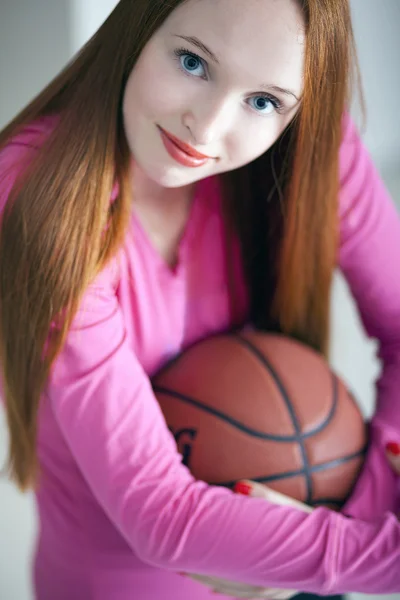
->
[174,48,206,78]
[173,47,283,115]
[248,95,280,115]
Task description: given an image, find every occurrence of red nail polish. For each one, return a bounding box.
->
[386,442,400,456]
[233,482,252,496]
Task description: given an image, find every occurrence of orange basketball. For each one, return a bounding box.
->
[153,331,367,509]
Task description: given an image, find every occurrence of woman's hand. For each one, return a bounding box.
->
[188,573,297,599]
[185,482,313,599]
[386,442,400,475]
[385,442,400,520]
[185,442,400,598]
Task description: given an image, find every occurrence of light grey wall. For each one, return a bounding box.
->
[0,0,71,128]
[69,0,119,52]
[350,0,400,176]
[0,5,72,598]
[0,2,399,600]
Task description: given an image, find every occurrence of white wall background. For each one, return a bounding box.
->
[0,0,71,130]
[350,1,400,175]
[0,1,399,599]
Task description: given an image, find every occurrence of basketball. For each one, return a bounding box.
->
[153,331,367,509]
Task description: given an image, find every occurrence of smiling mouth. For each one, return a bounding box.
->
[158,126,216,158]
[157,126,216,168]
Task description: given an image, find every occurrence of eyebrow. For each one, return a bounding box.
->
[259,84,300,102]
[173,34,300,103]
[173,35,220,65]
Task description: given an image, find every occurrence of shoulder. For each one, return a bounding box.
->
[0,114,120,292]
[338,112,383,225]
[1,114,58,161]
[338,112,365,192]
[0,115,59,211]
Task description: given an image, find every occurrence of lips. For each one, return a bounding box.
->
[157,126,214,168]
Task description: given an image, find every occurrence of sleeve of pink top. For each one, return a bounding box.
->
[43,268,400,595]
[338,114,400,521]
[1,122,400,596]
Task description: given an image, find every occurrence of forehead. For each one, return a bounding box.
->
[163,0,305,91]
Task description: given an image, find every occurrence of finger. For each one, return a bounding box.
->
[386,442,400,474]
[187,573,297,600]
[188,573,260,596]
[261,589,298,600]
[211,585,296,599]
[210,581,267,598]
[187,574,219,587]
[212,595,263,600]
[211,588,263,598]
[212,590,263,599]
[211,584,265,597]
[252,588,295,600]
[236,481,313,513]
[277,591,298,600]
[211,588,297,600]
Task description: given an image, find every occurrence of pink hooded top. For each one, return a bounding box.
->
[0,115,399,600]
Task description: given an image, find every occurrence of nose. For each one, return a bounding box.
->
[182,95,234,149]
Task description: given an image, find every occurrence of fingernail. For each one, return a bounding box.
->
[386,442,400,456]
[234,482,253,496]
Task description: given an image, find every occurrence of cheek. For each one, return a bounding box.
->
[228,121,281,166]
[125,56,187,120]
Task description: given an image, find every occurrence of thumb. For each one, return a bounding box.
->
[234,481,313,513]
[385,442,400,475]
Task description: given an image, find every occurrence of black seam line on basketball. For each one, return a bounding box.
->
[215,448,366,488]
[232,335,342,437]
[232,334,315,504]
[153,379,339,443]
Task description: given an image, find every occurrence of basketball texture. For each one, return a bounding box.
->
[153,331,367,509]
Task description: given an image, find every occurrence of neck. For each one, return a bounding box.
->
[130,160,195,206]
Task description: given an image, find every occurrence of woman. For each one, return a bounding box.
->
[0,1,399,599]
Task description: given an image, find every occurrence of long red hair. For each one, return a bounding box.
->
[0,0,361,490]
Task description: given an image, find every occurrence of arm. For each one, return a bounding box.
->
[43,263,400,595]
[338,114,400,520]
[1,127,399,596]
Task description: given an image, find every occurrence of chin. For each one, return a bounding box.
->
[142,158,209,188]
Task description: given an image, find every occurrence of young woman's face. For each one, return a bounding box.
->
[123,0,305,189]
